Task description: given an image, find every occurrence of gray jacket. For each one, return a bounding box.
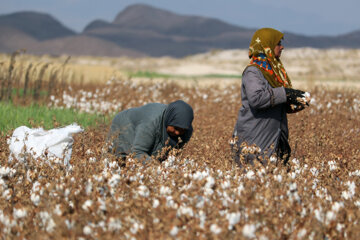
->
[109,102,192,161]
[233,66,288,162]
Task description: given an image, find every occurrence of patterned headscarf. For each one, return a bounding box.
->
[247,28,292,88]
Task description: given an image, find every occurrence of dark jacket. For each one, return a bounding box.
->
[233,66,289,163]
[109,101,193,161]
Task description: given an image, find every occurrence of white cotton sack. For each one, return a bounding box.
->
[8,124,83,166]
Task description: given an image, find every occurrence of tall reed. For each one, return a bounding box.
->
[33,63,49,100]
[23,63,33,100]
[61,56,71,91]
[47,66,59,99]
[0,62,5,100]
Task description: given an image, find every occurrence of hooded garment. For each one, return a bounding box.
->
[109,100,193,162]
[233,28,291,166]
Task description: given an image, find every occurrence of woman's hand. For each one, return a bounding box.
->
[284,88,310,113]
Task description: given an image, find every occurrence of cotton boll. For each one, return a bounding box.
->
[83,225,92,235]
[246,170,255,180]
[31,193,40,206]
[242,224,256,238]
[13,208,27,219]
[210,224,222,234]
[226,212,241,230]
[137,185,150,197]
[170,226,179,236]
[82,200,93,212]
[153,199,160,208]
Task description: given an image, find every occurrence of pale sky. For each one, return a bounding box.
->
[1,0,359,36]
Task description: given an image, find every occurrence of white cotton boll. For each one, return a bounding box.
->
[237,184,245,195]
[53,204,62,216]
[82,200,93,212]
[130,222,143,234]
[337,223,345,232]
[347,181,356,196]
[89,157,97,163]
[274,175,282,182]
[65,219,74,230]
[297,229,307,238]
[177,206,194,217]
[227,212,241,230]
[170,226,179,236]
[257,168,266,177]
[242,224,256,238]
[349,170,360,176]
[289,172,296,179]
[210,224,222,235]
[221,180,231,189]
[153,199,160,208]
[198,210,207,229]
[332,202,344,212]
[325,211,336,224]
[246,170,255,180]
[327,102,332,108]
[166,196,177,208]
[205,176,215,189]
[137,185,150,197]
[98,198,107,212]
[108,217,122,231]
[85,149,93,155]
[2,189,12,200]
[83,225,92,235]
[289,182,297,191]
[32,181,41,193]
[310,167,318,177]
[0,167,16,178]
[39,211,56,233]
[108,174,121,189]
[13,208,27,219]
[31,193,40,206]
[328,161,337,171]
[314,208,323,223]
[160,186,172,195]
[269,156,277,164]
[85,181,92,195]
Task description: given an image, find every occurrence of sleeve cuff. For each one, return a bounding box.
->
[272,87,287,105]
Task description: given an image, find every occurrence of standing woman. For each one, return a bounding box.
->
[109,100,194,162]
[232,28,308,166]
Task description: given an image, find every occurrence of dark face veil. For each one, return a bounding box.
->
[162,100,194,148]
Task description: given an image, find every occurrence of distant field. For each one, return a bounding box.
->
[1,48,359,88]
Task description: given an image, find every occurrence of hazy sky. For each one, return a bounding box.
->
[1,0,359,36]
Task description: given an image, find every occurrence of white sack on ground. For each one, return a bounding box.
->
[7,124,83,166]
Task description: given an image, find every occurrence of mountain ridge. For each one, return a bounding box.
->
[0,4,359,57]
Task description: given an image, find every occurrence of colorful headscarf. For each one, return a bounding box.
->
[247,28,292,88]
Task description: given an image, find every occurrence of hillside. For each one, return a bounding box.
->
[0,4,360,57]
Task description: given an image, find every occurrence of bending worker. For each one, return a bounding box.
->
[108,100,194,162]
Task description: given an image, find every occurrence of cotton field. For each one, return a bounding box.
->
[1,76,360,239]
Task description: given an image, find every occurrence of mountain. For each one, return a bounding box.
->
[0,11,75,40]
[83,4,255,57]
[112,4,246,37]
[1,4,360,58]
